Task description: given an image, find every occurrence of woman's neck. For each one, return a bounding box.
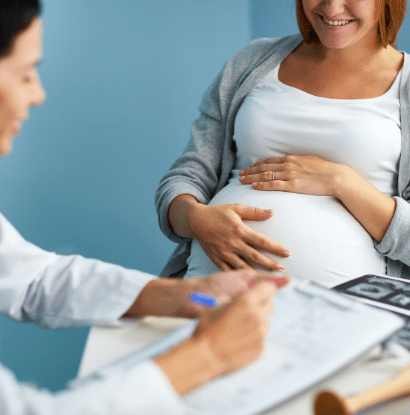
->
[301,38,394,73]
[279,37,403,100]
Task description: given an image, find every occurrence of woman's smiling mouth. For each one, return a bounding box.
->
[320,15,354,26]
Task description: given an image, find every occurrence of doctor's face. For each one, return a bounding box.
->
[0,17,46,156]
[302,0,381,50]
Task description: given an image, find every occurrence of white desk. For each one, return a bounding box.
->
[78,317,410,415]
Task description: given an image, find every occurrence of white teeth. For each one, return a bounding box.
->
[323,17,351,26]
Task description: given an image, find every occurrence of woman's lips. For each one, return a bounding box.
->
[318,14,355,28]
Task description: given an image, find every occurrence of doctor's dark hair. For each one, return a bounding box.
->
[296,0,407,48]
[0,0,41,58]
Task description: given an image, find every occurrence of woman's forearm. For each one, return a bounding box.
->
[168,194,202,238]
[335,166,396,243]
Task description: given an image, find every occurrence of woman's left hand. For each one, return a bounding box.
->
[239,155,346,196]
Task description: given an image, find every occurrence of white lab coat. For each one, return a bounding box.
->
[0,212,185,414]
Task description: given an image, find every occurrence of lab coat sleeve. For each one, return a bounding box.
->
[0,360,186,415]
[0,212,155,329]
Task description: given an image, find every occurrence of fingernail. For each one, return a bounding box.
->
[282,250,290,257]
[239,176,245,181]
[264,209,273,213]
[278,267,286,272]
[252,183,257,188]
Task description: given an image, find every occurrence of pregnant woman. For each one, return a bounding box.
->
[156,0,410,286]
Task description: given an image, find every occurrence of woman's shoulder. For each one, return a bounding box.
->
[397,52,410,103]
[243,34,301,54]
[402,51,410,81]
[219,34,302,86]
[227,34,302,68]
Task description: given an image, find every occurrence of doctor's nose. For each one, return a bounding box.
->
[31,80,46,108]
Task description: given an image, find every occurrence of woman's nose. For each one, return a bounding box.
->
[321,0,346,17]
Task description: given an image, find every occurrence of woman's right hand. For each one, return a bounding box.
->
[188,202,289,272]
[168,194,289,272]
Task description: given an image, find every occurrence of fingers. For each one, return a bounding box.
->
[221,249,276,272]
[251,180,288,191]
[211,222,289,271]
[261,274,291,288]
[249,157,286,167]
[196,203,289,272]
[229,269,291,292]
[217,261,234,272]
[243,226,290,257]
[239,163,283,179]
[205,245,254,271]
[230,204,273,221]
[239,166,289,191]
[239,270,291,289]
[200,269,289,310]
[195,280,275,376]
[220,253,254,271]
[239,170,273,184]
[226,238,286,271]
[240,270,291,291]
[241,280,278,307]
[240,244,286,271]
[239,170,286,185]
[202,269,290,305]
[205,241,281,273]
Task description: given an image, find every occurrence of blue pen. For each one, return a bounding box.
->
[189,292,218,307]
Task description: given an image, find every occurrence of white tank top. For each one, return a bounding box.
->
[186,64,402,287]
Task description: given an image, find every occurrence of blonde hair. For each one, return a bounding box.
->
[296,0,407,47]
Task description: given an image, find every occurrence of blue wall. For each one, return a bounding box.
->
[250,0,298,39]
[0,0,250,391]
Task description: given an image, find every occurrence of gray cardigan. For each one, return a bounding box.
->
[155,34,410,279]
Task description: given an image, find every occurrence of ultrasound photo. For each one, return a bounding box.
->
[334,275,410,313]
[333,275,410,351]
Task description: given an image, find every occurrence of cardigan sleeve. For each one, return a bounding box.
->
[0,360,185,415]
[374,196,410,265]
[154,67,227,244]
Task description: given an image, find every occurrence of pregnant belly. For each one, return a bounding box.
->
[186,179,385,287]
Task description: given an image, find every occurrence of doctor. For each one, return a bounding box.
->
[0,1,290,414]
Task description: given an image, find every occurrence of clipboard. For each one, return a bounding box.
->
[183,278,404,415]
[71,278,404,415]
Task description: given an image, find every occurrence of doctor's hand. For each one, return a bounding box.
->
[194,280,277,374]
[187,202,289,272]
[124,269,289,320]
[154,280,280,395]
[182,269,289,318]
[239,155,345,196]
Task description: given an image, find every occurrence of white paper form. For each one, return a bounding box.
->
[182,278,404,415]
